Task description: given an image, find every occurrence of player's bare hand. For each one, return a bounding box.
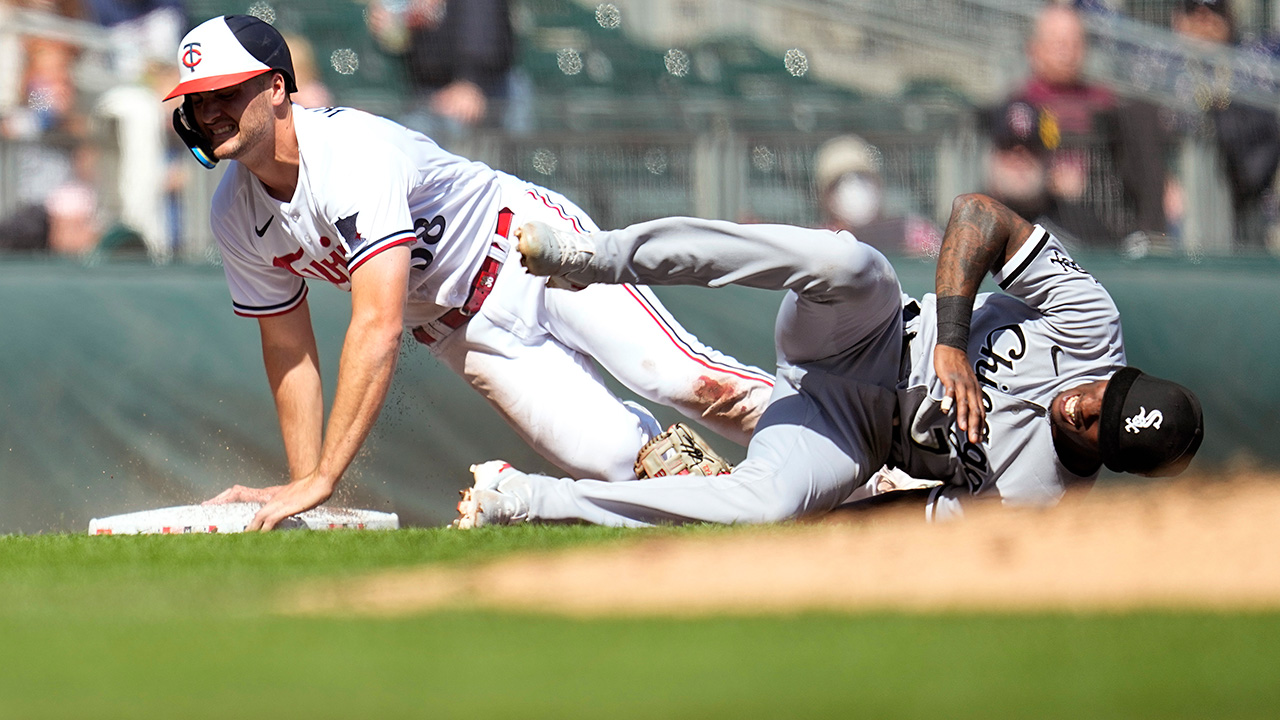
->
[247,474,334,531]
[203,484,284,505]
[934,344,986,444]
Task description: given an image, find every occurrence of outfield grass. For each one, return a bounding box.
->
[1,527,1277,719]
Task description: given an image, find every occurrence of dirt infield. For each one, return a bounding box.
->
[290,475,1280,617]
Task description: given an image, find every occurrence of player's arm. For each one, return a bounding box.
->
[204,298,326,505]
[261,299,325,480]
[932,193,1035,444]
[247,245,411,530]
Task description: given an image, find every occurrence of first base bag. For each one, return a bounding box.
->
[89,503,400,534]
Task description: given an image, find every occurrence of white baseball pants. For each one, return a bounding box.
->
[431,192,776,483]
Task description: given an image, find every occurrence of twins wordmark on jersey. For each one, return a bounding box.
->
[213,105,513,319]
[262,210,447,292]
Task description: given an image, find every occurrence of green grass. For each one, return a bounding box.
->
[2,528,1278,719]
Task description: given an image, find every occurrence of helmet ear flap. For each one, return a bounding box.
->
[173,97,217,169]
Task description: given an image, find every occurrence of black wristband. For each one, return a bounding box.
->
[935,295,973,350]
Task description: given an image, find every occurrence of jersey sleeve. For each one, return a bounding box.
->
[989,224,1119,339]
[324,141,417,274]
[210,181,307,318]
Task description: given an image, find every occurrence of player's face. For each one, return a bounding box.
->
[1050,378,1108,459]
[189,74,274,161]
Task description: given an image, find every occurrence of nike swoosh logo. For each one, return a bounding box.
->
[254,215,274,237]
[1050,345,1064,376]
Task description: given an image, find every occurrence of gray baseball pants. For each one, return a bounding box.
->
[513,216,905,526]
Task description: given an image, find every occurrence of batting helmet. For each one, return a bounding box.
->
[166,15,298,168]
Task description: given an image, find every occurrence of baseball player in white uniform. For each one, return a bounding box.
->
[167,15,773,530]
[454,192,1204,527]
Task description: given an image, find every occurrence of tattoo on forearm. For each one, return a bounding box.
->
[936,194,1015,299]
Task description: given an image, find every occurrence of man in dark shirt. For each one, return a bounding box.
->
[366,0,525,136]
[984,100,1114,249]
[1004,4,1170,241]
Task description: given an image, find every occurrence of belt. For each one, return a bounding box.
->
[412,207,513,345]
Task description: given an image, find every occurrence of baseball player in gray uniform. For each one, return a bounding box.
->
[454,192,1203,527]
[166,15,774,530]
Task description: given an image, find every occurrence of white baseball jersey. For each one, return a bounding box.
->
[893,225,1126,519]
[204,105,775,484]
[211,105,511,327]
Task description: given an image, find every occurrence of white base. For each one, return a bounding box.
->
[88,503,400,535]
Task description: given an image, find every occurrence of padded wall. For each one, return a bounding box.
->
[0,254,1271,533]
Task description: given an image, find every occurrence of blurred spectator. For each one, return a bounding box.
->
[365,0,531,137]
[85,0,186,260]
[814,134,941,256]
[984,100,1114,248]
[0,1,103,256]
[283,33,334,109]
[83,0,183,83]
[1004,3,1171,242]
[1173,0,1234,44]
[1171,0,1280,250]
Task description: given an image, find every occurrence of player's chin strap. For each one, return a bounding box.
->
[172,96,217,169]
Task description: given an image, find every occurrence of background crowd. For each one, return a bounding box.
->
[2,0,1279,259]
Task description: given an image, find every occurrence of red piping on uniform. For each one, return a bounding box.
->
[522,191,771,386]
[526,190,585,233]
[621,284,775,386]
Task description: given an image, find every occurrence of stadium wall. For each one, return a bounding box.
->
[0,255,1271,534]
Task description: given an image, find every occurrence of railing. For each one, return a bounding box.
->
[149,119,1242,260]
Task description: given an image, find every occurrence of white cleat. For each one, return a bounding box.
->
[514,221,596,288]
[452,461,530,529]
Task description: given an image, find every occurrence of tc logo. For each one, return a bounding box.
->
[1125,407,1164,434]
[181,42,202,71]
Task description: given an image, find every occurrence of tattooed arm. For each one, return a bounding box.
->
[935,193,1036,297]
[933,193,1035,443]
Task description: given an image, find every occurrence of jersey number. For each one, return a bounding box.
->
[411,215,446,270]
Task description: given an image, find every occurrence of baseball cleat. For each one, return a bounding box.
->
[452,461,530,529]
[514,221,596,287]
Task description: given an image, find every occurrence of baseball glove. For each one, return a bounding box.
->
[635,423,734,479]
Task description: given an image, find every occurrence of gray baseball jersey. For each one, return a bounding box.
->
[487,217,1123,527]
[894,225,1125,519]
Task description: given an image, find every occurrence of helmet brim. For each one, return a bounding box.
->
[163,68,271,101]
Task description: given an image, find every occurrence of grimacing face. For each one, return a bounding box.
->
[188,73,276,161]
[1050,377,1109,462]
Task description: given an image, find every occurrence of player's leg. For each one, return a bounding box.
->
[456,218,908,527]
[430,303,661,483]
[507,186,775,446]
[523,215,904,378]
[538,282,775,445]
[462,368,898,527]
[519,215,875,297]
